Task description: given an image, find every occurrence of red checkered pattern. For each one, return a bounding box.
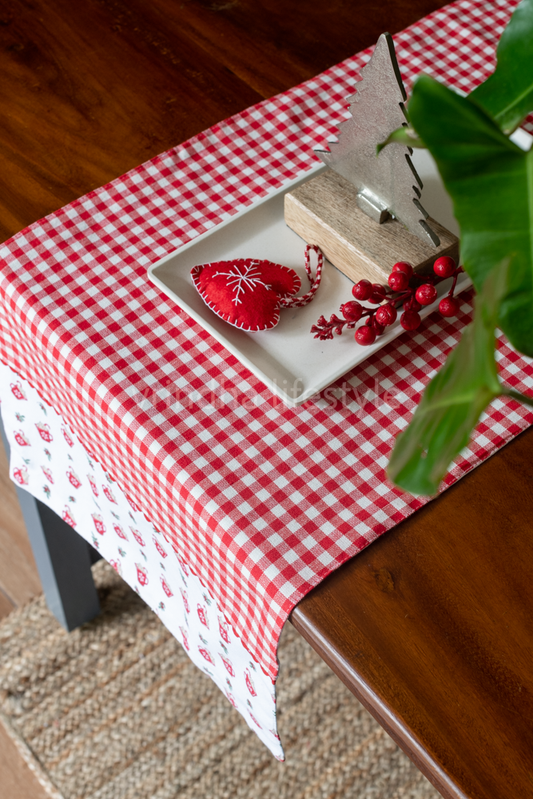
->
[0,0,531,679]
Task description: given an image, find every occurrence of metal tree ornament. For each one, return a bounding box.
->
[284,33,458,286]
[316,33,439,245]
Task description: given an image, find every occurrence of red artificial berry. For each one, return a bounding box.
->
[415,283,438,306]
[392,261,414,278]
[355,324,377,346]
[388,271,409,292]
[375,303,397,327]
[367,284,386,304]
[352,280,372,301]
[439,296,460,317]
[400,310,421,331]
[340,301,363,322]
[433,256,456,278]
[404,297,421,312]
[371,317,385,336]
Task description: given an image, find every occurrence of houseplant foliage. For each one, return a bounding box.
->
[380,0,533,495]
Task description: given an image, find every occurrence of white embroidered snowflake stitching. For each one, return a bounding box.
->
[213,262,266,305]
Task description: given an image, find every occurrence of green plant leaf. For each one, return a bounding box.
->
[469,0,533,134]
[387,263,507,495]
[408,76,533,357]
[376,125,425,153]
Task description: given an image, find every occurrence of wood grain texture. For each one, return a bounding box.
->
[0,719,56,799]
[0,0,262,240]
[292,425,533,799]
[0,588,15,620]
[0,440,41,610]
[285,170,459,283]
[0,1,528,798]
[0,0,450,242]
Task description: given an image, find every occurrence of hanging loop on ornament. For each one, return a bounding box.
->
[279,244,323,309]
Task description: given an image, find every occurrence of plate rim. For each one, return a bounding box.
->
[148,165,473,407]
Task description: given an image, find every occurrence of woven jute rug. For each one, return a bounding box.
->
[0,561,440,799]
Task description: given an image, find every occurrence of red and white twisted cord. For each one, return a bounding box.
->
[279,244,323,308]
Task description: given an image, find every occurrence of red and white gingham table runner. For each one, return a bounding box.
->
[0,0,532,684]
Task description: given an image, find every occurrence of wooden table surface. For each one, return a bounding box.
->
[0,2,531,798]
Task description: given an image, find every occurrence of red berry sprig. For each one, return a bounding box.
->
[311,257,464,344]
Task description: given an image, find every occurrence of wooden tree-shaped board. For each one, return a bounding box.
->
[284,34,458,284]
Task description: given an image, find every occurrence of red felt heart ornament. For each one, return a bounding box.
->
[191,245,323,332]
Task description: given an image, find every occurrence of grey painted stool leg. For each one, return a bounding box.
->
[0,414,101,631]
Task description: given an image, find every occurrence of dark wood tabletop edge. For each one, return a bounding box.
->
[1,1,528,796]
[290,607,469,799]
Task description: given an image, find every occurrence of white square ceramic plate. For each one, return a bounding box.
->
[148,132,530,407]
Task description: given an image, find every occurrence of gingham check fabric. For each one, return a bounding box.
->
[0,0,531,679]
